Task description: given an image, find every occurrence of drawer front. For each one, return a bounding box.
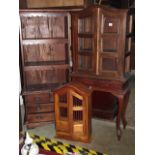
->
[104,18,118,33]
[27,113,54,123]
[27,103,54,114]
[25,93,52,105]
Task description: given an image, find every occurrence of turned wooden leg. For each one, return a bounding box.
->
[116,95,124,140]
[122,90,130,129]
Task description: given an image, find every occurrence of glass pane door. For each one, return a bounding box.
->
[77,16,94,72]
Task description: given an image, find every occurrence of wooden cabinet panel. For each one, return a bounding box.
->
[23,43,68,64]
[20,15,67,39]
[27,103,54,113]
[20,10,70,128]
[25,68,68,86]
[25,93,50,104]
[27,113,54,123]
[56,121,70,132]
[102,35,118,52]
[103,18,119,33]
[101,57,117,71]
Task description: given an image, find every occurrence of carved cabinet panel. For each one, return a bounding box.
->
[20,10,70,128]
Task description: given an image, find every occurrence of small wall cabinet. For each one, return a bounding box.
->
[54,82,92,142]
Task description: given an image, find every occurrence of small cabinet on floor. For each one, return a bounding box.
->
[54,82,92,142]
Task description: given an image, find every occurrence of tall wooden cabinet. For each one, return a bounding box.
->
[19,9,70,128]
[71,5,133,140]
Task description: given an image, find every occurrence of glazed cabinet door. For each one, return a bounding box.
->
[98,9,127,78]
[71,8,97,74]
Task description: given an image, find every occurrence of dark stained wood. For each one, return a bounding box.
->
[71,5,132,79]
[19,0,27,9]
[27,103,54,113]
[19,9,71,128]
[70,5,133,140]
[92,91,118,120]
[27,113,55,123]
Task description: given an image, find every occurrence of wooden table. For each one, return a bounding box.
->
[72,73,132,140]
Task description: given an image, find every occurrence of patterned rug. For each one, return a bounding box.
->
[30,133,108,155]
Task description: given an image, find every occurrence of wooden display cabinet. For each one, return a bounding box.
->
[71,5,133,79]
[54,82,92,142]
[19,9,70,128]
[71,5,133,140]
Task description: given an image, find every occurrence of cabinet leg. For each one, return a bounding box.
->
[122,90,130,129]
[116,95,124,140]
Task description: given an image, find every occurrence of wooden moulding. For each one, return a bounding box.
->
[27,0,90,8]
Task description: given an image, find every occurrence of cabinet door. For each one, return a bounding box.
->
[55,91,70,132]
[99,10,127,78]
[77,16,94,73]
[71,9,96,74]
[70,90,85,136]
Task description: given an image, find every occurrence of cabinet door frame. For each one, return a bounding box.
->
[98,8,127,78]
[71,7,98,74]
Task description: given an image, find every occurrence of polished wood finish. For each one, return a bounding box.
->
[20,9,70,128]
[71,5,132,79]
[54,82,92,142]
[70,5,133,140]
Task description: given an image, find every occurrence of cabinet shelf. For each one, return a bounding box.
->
[73,106,83,111]
[24,64,70,71]
[103,49,117,52]
[22,38,68,45]
[59,103,67,107]
[73,121,83,124]
[24,60,68,66]
[100,52,117,57]
[101,32,119,37]
[78,33,93,38]
[78,51,92,55]
[25,83,64,92]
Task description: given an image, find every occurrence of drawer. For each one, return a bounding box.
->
[27,103,54,114]
[104,18,118,33]
[27,113,55,123]
[25,93,53,105]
